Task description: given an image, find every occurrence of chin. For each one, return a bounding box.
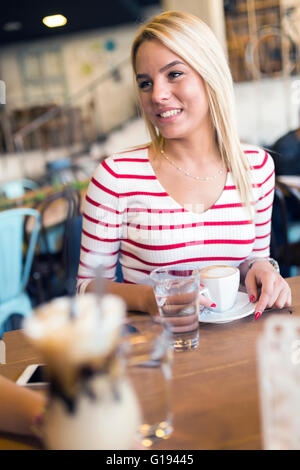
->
[157,125,183,138]
[157,122,193,141]
[159,130,189,140]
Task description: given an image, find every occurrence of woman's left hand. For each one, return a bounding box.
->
[245,260,292,320]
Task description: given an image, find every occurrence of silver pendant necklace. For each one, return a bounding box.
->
[160,148,224,182]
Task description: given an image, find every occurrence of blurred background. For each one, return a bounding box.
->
[1,0,300,330]
[0,0,299,181]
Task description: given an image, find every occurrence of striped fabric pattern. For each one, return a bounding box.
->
[77,144,275,292]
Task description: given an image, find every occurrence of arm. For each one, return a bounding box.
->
[0,375,46,437]
[242,152,291,316]
[86,278,158,315]
[77,157,159,315]
[77,158,123,293]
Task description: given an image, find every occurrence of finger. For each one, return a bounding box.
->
[161,302,197,317]
[255,286,274,315]
[259,278,291,311]
[273,283,292,309]
[281,281,292,307]
[254,272,279,312]
[273,289,290,310]
[265,286,282,309]
[199,293,214,308]
[162,291,198,306]
[164,313,199,333]
[245,270,259,303]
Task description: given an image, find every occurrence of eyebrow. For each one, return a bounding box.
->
[136,60,185,80]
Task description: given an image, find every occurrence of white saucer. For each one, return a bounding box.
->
[198,291,255,324]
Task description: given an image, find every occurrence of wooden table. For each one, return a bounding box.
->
[1,276,299,450]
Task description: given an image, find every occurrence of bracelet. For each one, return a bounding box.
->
[248,257,280,273]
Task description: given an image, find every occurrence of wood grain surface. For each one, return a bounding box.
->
[1,276,299,450]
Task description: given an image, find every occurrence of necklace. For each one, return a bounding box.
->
[160,148,225,182]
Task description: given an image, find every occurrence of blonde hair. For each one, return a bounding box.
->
[131,10,254,215]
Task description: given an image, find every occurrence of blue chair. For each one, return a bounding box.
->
[0,208,41,338]
[0,179,39,199]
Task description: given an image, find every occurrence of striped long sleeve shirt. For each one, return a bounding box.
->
[77,143,275,292]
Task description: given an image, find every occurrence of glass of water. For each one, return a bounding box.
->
[150,265,200,351]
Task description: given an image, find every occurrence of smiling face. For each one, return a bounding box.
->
[135,39,212,142]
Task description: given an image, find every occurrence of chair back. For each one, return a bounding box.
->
[63,214,83,294]
[34,186,81,254]
[0,208,40,303]
[0,179,39,199]
[27,187,81,302]
[271,182,300,276]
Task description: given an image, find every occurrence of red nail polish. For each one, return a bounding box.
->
[255,311,262,321]
[250,295,255,303]
[211,303,216,308]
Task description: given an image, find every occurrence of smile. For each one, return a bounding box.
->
[157,109,183,118]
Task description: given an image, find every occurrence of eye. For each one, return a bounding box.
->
[138,80,152,90]
[168,71,183,80]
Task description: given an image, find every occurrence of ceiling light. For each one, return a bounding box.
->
[42,14,67,28]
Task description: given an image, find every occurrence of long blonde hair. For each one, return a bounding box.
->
[131,10,254,215]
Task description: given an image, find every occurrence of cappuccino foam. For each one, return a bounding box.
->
[200,265,237,279]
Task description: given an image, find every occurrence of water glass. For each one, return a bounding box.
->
[150,265,200,351]
[124,315,173,447]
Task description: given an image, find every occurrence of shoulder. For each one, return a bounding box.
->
[93,145,150,178]
[98,145,149,171]
[241,143,274,173]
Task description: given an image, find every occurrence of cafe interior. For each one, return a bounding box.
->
[1,0,300,451]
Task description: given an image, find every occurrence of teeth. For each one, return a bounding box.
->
[159,109,182,118]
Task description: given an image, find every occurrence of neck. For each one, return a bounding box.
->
[163,133,220,167]
[163,116,220,163]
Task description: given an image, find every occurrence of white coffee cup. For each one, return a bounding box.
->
[200,265,240,312]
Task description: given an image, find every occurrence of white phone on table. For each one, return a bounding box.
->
[16,364,48,388]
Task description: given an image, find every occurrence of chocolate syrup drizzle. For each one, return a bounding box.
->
[48,353,122,414]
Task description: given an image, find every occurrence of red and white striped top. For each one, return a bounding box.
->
[77,144,275,292]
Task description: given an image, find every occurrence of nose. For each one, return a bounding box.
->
[151,78,171,104]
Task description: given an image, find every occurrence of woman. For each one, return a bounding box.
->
[77,10,291,319]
